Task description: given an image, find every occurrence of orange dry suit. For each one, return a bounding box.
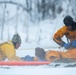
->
[53,26,76,46]
[45,49,76,63]
[0,41,21,61]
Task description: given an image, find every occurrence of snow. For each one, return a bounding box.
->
[0,66,76,75]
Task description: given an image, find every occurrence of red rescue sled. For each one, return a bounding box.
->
[0,61,50,66]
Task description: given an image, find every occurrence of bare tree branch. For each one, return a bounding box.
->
[0,1,30,11]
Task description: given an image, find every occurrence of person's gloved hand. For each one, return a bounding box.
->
[60,41,65,47]
[71,40,76,48]
[63,43,70,49]
[60,40,76,49]
[21,55,34,61]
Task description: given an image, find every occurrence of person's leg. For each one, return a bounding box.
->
[0,51,6,61]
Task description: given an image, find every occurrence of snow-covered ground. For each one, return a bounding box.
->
[0,66,76,75]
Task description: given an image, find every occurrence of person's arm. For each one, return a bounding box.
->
[53,26,72,49]
[53,26,66,47]
[4,44,21,61]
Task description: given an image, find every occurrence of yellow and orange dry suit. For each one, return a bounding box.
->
[45,49,76,63]
[53,26,76,45]
[0,41,21,61]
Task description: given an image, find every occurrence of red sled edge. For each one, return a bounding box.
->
[0,61,50,66]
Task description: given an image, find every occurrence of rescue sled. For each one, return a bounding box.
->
[0,61,50,66]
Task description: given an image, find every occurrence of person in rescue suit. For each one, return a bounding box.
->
[53,15,76,49]
[34,47,76,63]
[0,33,22,61]
[21,47,76,63]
